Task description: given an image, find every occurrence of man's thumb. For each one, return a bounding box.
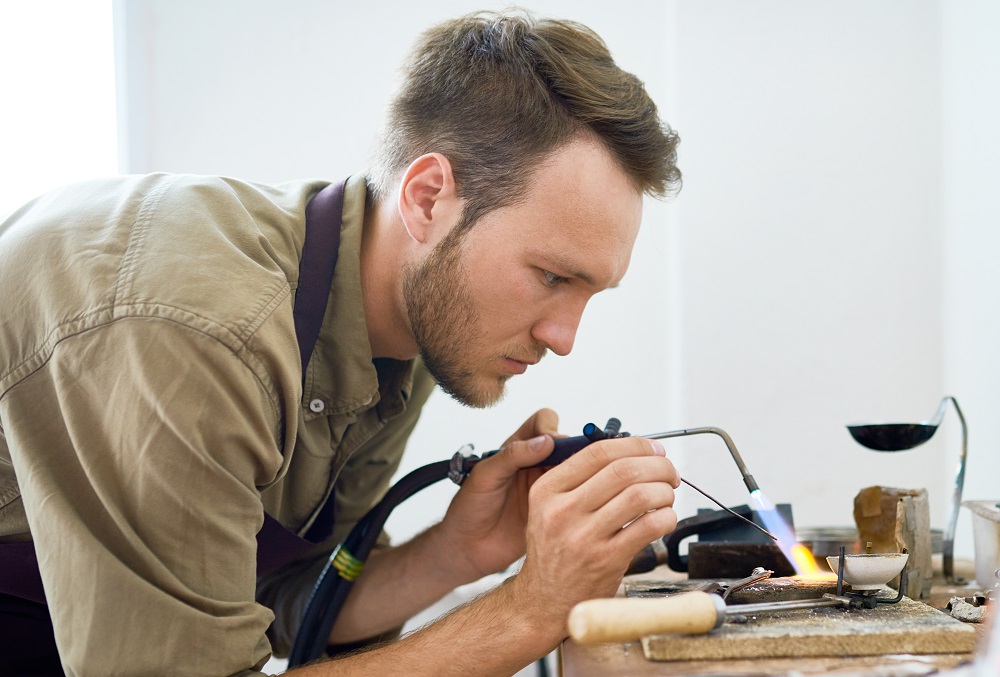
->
[501,434,553,469]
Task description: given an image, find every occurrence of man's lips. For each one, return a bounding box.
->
[501,357,536,374]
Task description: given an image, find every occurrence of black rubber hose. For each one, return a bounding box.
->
[289,422,617,665]
[288,459,452,666]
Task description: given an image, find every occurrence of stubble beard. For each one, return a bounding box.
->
[402,228,509,409]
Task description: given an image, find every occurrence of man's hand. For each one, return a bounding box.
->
[433,408,560,583]
[508,434,680,639]
[432,409,681,638]
[320,417,680,664]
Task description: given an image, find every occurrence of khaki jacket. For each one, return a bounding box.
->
[0,173,435,675]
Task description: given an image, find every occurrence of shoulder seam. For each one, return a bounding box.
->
[112,176,177,312]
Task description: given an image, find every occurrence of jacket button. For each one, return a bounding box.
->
[309,399,325,413]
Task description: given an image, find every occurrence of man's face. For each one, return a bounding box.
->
[403,137,643,408]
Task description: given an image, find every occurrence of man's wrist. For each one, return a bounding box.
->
[491,574,567,656]
[418,523,484,587]
[298,574,563,676]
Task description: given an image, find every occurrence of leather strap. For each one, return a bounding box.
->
[293,180,345,387]
[256,179,348,576]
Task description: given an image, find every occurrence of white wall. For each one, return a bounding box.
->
[115,0,996,565]
[664,0,948,532]
[941,0,1000,564]
[0,1,118,219]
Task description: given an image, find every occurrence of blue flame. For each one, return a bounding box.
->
[749,489,814,575]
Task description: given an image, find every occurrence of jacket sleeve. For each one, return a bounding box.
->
[4,318,287,676]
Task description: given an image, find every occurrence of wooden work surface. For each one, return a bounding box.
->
[559,561,991,676]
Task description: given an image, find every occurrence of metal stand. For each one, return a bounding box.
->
[834,546,906,609]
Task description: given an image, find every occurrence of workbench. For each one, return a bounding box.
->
[559,560,991,676]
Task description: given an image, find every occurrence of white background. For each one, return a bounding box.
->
[0,2,118,219]
[4,0,997,670]
[112,0,998,560]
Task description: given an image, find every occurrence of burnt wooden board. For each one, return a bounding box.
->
[625,579,978,662]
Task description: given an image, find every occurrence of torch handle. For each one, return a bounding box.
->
[567,591,725,645]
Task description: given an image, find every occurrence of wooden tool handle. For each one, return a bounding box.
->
[567,591,725,645]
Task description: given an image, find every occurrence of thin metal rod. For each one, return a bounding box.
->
[926,396,950,427]
[680,478,777,541]
[729,596,842,615]
[837,546,845,596]
[643,427,761,494]
[942,396,968,584]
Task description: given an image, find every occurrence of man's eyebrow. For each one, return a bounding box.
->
[542,255,618,288]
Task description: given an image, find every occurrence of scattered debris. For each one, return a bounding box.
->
[947,596,987,623]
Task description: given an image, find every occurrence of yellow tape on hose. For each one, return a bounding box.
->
[332,547,364,581]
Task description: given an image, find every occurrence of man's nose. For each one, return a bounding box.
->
[530,301,585,357]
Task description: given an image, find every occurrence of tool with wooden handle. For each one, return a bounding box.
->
[568,592,726,644]
[567,590,852,644]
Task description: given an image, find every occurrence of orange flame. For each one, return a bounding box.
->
[748,491,836,580]
[788,543,835,580]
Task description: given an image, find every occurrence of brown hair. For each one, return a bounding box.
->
[367,10,681,230]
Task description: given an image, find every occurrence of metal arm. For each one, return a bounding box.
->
[943,396,968,584]
[642,427,761,495]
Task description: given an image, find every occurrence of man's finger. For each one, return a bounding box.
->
[539,436,667,493]
[611,506,680,554]
[571,456,678,514]
[590,481,676,535]
[494,433,556,471]
[504,408,559,444]
[469,434,556,491]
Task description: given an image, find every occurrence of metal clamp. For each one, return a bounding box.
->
[448,445,478,485]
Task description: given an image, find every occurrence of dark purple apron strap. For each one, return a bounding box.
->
[256,179,347,577]
[0,541,45,604]
[293,180,345,388]
[257,514,323,577]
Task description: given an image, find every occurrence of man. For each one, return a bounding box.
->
[0,10,682,676]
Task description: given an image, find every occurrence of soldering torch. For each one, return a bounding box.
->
[289,417,772,667]
[451,418,775,541]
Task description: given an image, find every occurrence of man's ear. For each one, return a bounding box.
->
[397,153,461,244]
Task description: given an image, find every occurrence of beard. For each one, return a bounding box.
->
[402,225,544,408]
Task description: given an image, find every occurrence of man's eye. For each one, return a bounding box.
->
[542,270,568,287]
